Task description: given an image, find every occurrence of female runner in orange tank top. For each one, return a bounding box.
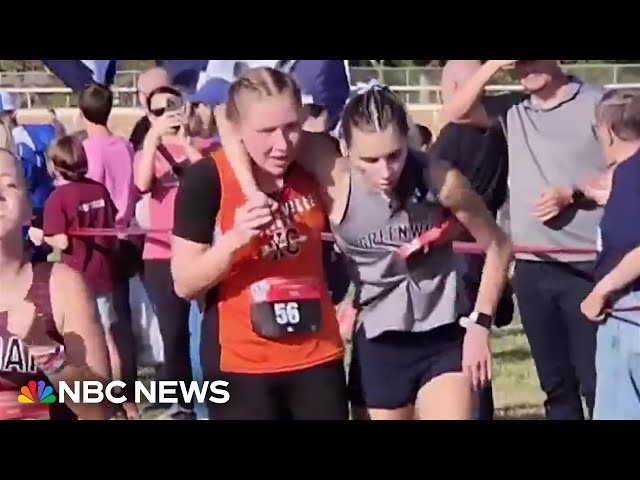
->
[171,68,347,420]
[0,148,114,420]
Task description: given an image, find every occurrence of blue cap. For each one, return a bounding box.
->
[186,77,231,107]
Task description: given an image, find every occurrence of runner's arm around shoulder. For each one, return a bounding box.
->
[431,161,513,317]
[214,104,348,205]
[50,263,117,420]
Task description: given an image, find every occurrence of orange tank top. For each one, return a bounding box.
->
[211,150,343,374]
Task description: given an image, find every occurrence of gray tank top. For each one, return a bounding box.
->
[330,152,468,339]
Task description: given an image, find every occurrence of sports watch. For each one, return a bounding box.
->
[459,311,493,331]
[571,187,586,204]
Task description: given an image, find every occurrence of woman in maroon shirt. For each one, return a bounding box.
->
[0,147,113,420]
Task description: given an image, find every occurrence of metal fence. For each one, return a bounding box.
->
[3,63,640,109]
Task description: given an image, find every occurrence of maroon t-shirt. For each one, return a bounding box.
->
[43,179,117,295]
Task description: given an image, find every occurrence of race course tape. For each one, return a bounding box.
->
[67,227,600,256]
[64,226,639,315]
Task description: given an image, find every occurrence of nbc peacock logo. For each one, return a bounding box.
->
[18,380,57,404]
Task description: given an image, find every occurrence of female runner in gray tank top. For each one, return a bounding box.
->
[217,78,513,421]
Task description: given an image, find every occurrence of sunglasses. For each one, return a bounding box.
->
[150,97,184,117]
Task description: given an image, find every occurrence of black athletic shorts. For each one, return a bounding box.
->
[354,323,465,410]
[205,359,349,420]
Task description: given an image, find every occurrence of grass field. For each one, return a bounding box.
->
[491,322,545,420]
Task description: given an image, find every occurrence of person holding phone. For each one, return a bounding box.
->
[133,86,202,420]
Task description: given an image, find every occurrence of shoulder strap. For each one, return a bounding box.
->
[156,143,177,166]
[156,143,185,177]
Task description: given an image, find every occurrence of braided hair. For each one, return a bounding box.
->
[340,80,409,147]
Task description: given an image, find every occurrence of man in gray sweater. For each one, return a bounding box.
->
[444,60,606,420]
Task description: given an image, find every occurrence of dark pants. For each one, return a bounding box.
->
[143,259,193,410]
[109,240,145,401]
[110,278,138,400]
[204,358,349,421]
[512,260,598,420]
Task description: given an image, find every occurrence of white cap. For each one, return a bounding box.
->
[0,89,17,112]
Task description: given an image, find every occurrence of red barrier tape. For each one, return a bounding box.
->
[59,226,638,315]
[67,227,600,255]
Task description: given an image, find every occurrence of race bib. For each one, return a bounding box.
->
[249,277,323,339]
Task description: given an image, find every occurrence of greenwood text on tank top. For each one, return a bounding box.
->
[208,150,343,374]
[329,152,468,340]
[0,263,64,420]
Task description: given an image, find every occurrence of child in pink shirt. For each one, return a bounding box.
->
[79,83,136,228]
[76,83,139,419]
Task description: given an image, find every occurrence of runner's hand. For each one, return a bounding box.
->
[580,288,608,322]
[7,300,59,353]
[28,227,44,246]
[246,189,278,211]
[462,324,492,391]
[231,197,277,246]
[336,301,358,341]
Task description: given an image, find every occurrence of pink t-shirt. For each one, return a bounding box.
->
[135,138,219,260]
[191,136,218,152]
[84,134,136,228]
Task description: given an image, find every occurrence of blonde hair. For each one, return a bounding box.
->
[226,67,302,123]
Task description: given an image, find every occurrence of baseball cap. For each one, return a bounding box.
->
[0,89,17,113]
[186,77,231,108]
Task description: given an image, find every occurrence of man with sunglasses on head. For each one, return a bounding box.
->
[130,67,172,153]
[445,60,607,420]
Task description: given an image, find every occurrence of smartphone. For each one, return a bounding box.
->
[165,96,184,133]
[165,96,183,113]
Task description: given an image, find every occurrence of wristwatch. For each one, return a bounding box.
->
[571,187,586,204]
[460,311,493,331]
